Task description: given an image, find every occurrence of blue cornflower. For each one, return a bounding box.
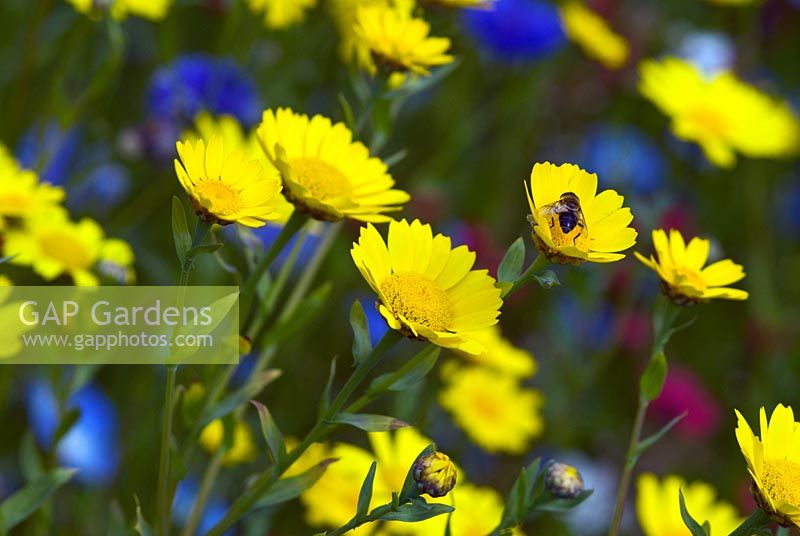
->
[676,30,735,77]
[173,477,232,536]
[16,122,81,186]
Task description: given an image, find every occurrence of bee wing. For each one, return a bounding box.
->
[539,201,568,215]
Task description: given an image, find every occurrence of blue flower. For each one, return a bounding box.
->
[16,122,81,186]
[68,163,131,216]
[173,477,232,536]
[26,380,120,486]
[676,31,735,77]
[147,55,262,128]
[577,125,666,196]
[462,0,567,63]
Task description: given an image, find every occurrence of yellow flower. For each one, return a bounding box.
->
[0,153,64,224]
[257,108,410,222]
[185,113,294,224]
[639,57,800,168]
[199,419,258,466]
[247,0,318,29]
[635,229,748,304]
[351,219,503,354]
[454,324,537,378]
[5,212,111,286]
[175,136,285,227]
[439,364,543,453]
[328,0,415,64]
[636,473,743,535]
[0,276,11,286]
[98,238,137,285]
[735,404,800,527]
[66,0,173,20]
[559,1,629,69]
[525,162,637,264]
[353,4,453,76]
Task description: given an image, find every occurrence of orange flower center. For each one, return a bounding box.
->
[289,157,350,201]
[380,272,452,332]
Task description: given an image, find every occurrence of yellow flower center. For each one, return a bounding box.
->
[762,459,800,507]
[380,272,452,332]
[688,106,731,137]
[289,158,350,201]
[39,231,93,270]
[673,266,707,292]
[194,180,242,217]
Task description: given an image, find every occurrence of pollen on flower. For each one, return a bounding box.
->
[380,272,453,332]
[762,459,800,507]
[39,232,92,270]
[194,179,243,216]
[289,158,350,201]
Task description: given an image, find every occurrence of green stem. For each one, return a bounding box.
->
[504,254,548,298]
[239,212,306,333]
[608,395,649,536]
[728,509,772,536]
[204,329,404,536]
[180,451,223,536]
[156,365,178,536]
[326,503,393,536]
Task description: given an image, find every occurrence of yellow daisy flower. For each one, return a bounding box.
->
[247,0,318,29]
[351,219,503,355]
[328,0,415,64]
[559,1,629,69]
[635,229,748,304]
[199,419,258,466]
[353,4,453,76]
[639,57,800,168]
[175,136,285,227]
[525,162,637,265]
[257,108,410,222]
[636,473,743,535]
[66,0,173,20]
[0,153,64,224]
[0,276,11,286]
[454,324,537,379]
[98,238,137,285]
[439,364,543,453]
[735,404,800,527]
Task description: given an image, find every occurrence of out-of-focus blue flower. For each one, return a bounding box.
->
[173,477,231,536]
[68,163,131,216]
[16,122,81,186]
[463,0,567,63]
[26,380,119,486]
[147,55,262,128]
[776,179,800,238]
[578,125,666,196]
[554,294,615,353]
[559,451,629,535]
[676,31,735,77]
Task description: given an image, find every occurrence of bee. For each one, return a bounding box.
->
[539,192,588,247]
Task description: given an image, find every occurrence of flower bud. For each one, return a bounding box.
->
[544,462,584,499]
[412,451,457,498]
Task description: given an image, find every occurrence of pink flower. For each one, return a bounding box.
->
[649,364,721,440]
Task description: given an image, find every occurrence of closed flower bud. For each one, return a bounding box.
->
[412,451,457,498]
[544,462,584,499]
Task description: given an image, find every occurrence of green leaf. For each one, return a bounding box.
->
[640,352,668,401]
[318,356,338,421]
[254,458,337,508]
[631,412,688,463]
[329,413,409,432]
[679,489,709,536]
[133,495,155,536]
[357,462,377,519]
[187,243,223,259]
[337,92,356,132]
[370,346,440,392]
[19,432,44,483]
[499,458,542,528]
[200,370,282,426]
[497,238,525,283]
[533,270,560,289]
[377,502,455,522]
[399,444,436,501]
[350,301,372,365]
[171,196,191,266]
[533,489,594,513]
[52,408,81,447]
[0,468,76,532]
[251,401,286,465]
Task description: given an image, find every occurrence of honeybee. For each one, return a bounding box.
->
[539,192,588,247]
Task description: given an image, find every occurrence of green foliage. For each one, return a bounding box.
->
[0,468,76,533]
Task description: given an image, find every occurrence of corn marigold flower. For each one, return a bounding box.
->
[257,108,409,222]
[199,419,258,466]
[545,462,584,499]
[636,473,743,535]
[735,404,800,527]
[525,162,637,264]
[559,1,629,69]
[0,148,64,225]
[175,136,285,227]
[635,229,748,304]
[351,219,503,354]
[639,57,800,168]
[413,451,457,498]
[439,364,543,453]
[247,0,318,29]
[66,0,173,20]
[454,324,537,379]
[353,4,454,76]
[328,0,415,63]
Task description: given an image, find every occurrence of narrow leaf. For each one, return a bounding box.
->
[631,412,688,462]
[254,458,337,508]
[533,270,560,289]
[356,462,377,519]
[640,352,668,401]
[533,489,594,513]
[377,502,454,522]
[52,408,81,447]
[370,346,440,393]
[399,444,436,501]
[187,243,223,259]
[0,468,76,532]
[318,357,338,421]
[350,301,372,365]
[251,401,286,464]
[328,413,409,432]
[133,495,155,536]
[679,489,709,536]
[258,283,332,350]
[200,370,282,426]
[171,196,191,266]
[498,237,525,283]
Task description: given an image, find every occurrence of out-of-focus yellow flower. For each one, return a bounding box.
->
[639,57,800,168]
[0,150,64,224]
[635,229,748,304]
[412,451,457,498]
[257,108,409,222]
[438,364,543,453]
[735,404,800,527]
[353,4,453,76]
[199,419,258,466]
[247,0,318,29]
[98,239,136,285]
[559,1,629,69]
[454,325,537,378]
[351,219,503,354]
[185,113,294,224]
[328,0,414,63]
[525,162,637,264]
[5,212,111,286]
[65,0,173,20]
[0,276,11,286]
[175,137,285,227]
[636,473,743,535]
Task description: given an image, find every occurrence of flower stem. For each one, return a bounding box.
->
[204,329,404,536]
[505,253,548,297]
[729,509,772,536]
[608,395,649,536]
